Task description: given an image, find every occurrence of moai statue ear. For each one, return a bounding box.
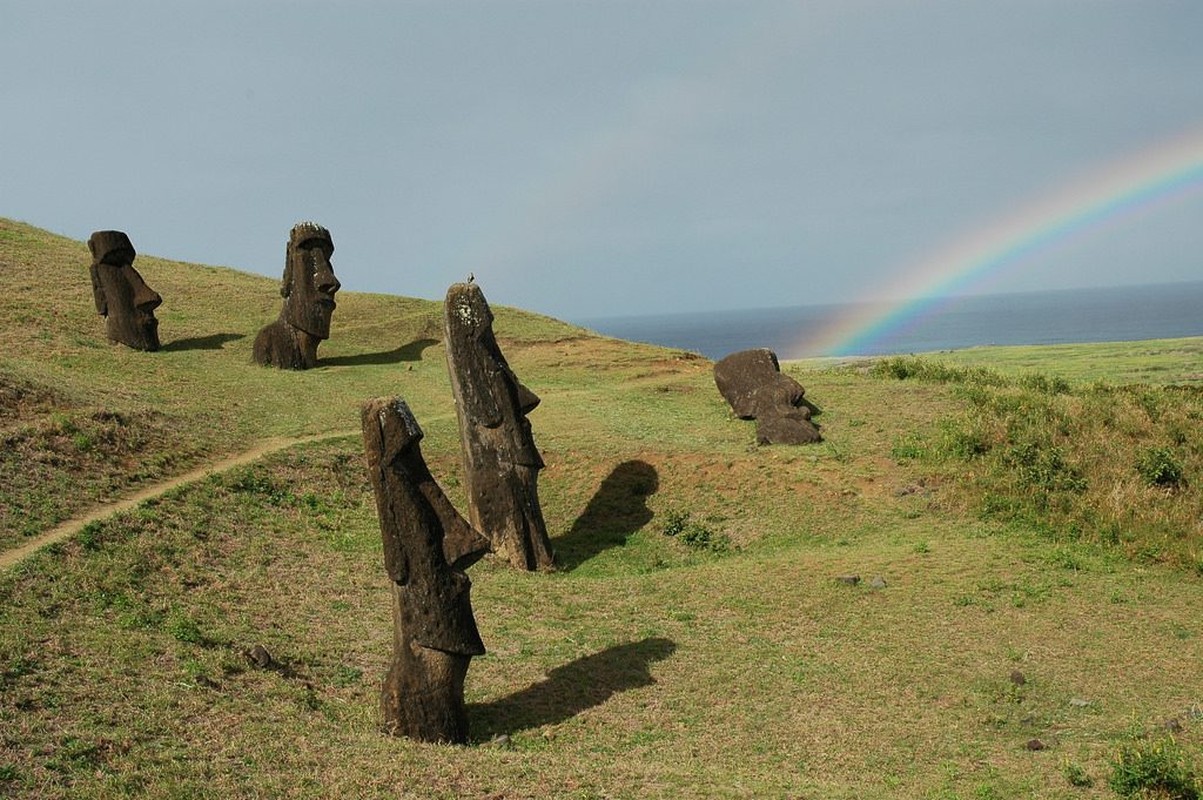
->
[280,244,293,298]
[362,398,424,585]
[89,264,107,316]
[87,234,108,315]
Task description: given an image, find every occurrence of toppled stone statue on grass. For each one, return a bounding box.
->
[714,348,822,445]
[362,396,491,744]
[253,222,341,369]
[88,230,162,351]
[443,281,555,571]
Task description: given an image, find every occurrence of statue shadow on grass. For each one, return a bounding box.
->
[161,332,245,352]
[320,337,440,367]
[553,460,658,572]
[469,637,677,741]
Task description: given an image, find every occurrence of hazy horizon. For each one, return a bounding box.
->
[576,275,1203,324]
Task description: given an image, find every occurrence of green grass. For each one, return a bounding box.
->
[2,219,1202,798]
[1108,735,1202,798]
[909,338,1203,386]
[870,356,1203,570]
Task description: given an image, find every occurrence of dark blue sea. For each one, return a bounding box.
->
[578,281,1203,360]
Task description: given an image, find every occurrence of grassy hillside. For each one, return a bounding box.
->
[0,218,598,547]
[2,219,1201,798]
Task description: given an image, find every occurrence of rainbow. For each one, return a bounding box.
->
[807,127,1203,357]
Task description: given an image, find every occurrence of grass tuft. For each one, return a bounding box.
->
[1109,736,1201,799]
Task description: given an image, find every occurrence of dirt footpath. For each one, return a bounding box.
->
[0,431,356,571]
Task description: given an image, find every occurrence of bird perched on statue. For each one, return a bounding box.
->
[467,272,475,283]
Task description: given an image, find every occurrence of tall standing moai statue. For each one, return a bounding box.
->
[443,281,556,571]
[362,397,491,744]
[252,222,341,369]
[87,230,163,351]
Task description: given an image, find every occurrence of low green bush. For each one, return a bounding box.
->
[1108,736,1201,799]
[1136,446,1185,489]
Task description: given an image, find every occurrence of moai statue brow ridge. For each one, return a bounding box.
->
[442,281,555,571]
[362,396,491,743]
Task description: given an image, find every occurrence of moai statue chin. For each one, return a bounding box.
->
[88,230,162,351]
[362,397,490,744]
[252,222,341,369]
[443,281,555,571]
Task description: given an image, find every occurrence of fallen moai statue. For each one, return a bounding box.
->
[88,230,162,351]
[362,396,491,744]
[253,222,341,369]
[443,281,555,571]
[713,348,822,445]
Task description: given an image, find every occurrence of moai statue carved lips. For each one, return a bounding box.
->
[88,230,162,351]
[252,222,341,369]
[362,397,490,744]
[443,281,555,571]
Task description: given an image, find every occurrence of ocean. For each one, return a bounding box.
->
[578,281,1203,361]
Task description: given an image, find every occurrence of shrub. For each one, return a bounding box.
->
[890,433,927,460]
[661,510,731,553]
[1002,441,1087,493]
[1018,373,1072,395]
[661,509,689,538]
[167,613,206,644]
[939,423,992,460]
[1136,447,1185,489]
[678,522,730,553]
[1062,760,1092,788]
[1108,737,1201,799]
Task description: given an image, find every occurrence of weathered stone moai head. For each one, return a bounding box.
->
[443,282,554,570]
[280,222,340,339]
[88,230,162,351]
[252,222,341,369]
[362,397,490,744]
[444,282,542,465]
[714,348,822,445]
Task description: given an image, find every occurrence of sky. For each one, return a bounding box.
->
[2,1,1202,323]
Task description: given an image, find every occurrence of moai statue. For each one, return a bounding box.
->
[714,348,822,445]
[252,222,341,369]
[443,281,555,571]
[362,397,491,744]
[88,230,162,351]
